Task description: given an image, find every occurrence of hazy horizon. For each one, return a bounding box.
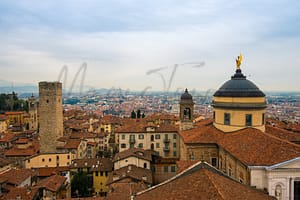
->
[1,1,299,92]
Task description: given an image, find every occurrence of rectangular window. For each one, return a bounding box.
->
[164,166,168,172]
[121,134,125,140]
[211,158,217,167]
[246,114,252,126]
[105,172,108,176]
[262,113,265,125]
[121,143,126,148]
[173,143,177,148]
[96,172,99,176]
[224,113,230,125]
[171,166,176,172]
[151,166,156,172]
[173,134,177,139]
[138,134,144,139]
[100,172,103,176]
[155,134,160,139]
[156,143,160,148]
[173,151,177,157]
[213,111,215,120]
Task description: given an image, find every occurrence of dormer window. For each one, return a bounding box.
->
[246,114,252,126]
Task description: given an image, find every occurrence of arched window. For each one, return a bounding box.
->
[151,143,154,150]
[275,185,282,200]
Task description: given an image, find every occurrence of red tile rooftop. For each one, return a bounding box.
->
[135,161,274,200]
[0,169,33,185]
[180,119,300,166]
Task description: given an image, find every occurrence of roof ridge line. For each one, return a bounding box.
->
[204,170,226,200]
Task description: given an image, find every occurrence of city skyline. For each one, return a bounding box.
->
[0,0,300,92]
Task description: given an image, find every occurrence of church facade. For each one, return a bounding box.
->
[179,57,300,200]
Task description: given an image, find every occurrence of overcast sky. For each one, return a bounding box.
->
[0,0,299,93]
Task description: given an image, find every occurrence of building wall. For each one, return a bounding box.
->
[153,163,177,184]
[181,143,250,185]
[5,112,25,125]
[213,96,266,133]
[118,131,179,159]
[93,171,110,195]
[214,108,265,132]
[25,153,72,168]
[114,157,150,170]
[0,121,7,133]
[39,82,63,153]
[218,148,249,185]
[28,96,38,130]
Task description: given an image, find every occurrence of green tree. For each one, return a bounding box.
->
[142,113,145,118]
[71,171,90,197]
[137,109,141,118]
[131,110,136,118]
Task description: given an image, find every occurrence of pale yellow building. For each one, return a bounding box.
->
[25,153,72,168]
[0,115,8,133]
[116,123,179,159]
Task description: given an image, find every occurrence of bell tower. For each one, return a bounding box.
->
[180,89,194,131]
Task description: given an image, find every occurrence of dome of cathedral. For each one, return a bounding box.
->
[213,69,265,97]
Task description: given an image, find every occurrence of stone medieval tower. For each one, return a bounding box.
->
[180,89,194,131]
[38,82,63,153]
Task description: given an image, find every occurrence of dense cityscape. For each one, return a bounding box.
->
[1,1,300,200]
[0,64,300,199]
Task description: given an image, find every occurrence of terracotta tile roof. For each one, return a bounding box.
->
[0,169,33,185]
[135,161,275,200]
[266,125,300,143]
[70,132,103,139]
[4,145,39,157]
[37,174,66,192]
[144,113,179,121]
[176,160,198,174]
[0,134,16,143]
[70,158,113,172]
[16,138,30,144]
[107,165,153,185]
[218,128,300,166]
[113,148,158,162]
[0,114,8,121]
[35,167,70,177]
[101,115,121,124]
[62,140,81,149]
[0,157,13,167]
[106,180,149,200]
[4,186,39,200]
[180,119,300,166]
[179,119,224,144]
[5,111,26,115]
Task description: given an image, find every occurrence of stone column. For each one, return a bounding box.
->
[290,177,294,200]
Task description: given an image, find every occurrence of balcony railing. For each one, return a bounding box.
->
[129,138,135,144]
[163,138,170,143]
[163,146,170,152]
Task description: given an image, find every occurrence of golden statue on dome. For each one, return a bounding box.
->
[236,53,243,69]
